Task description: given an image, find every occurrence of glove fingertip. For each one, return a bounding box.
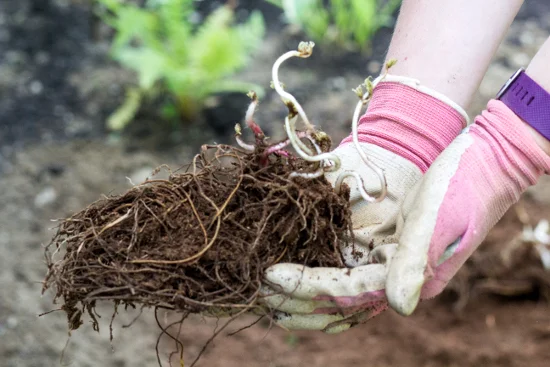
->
[265,263,304,285]
[386,256,424,316]
[386,278,422,316]
[323,323,350,334]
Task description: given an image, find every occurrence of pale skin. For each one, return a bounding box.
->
[384,0,550,154]
[525,37,550,155]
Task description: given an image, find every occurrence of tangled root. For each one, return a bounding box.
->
[43,143,352,332]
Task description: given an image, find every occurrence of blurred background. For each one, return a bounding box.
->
[1,1,550,366]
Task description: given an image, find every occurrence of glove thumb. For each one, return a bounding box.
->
[385,136,472,315]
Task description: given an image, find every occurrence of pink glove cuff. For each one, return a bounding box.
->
[474,100,550,176]
[341,81,467,172]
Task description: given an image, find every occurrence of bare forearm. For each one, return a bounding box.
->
[385,0,524,109]
[524,37,550,155]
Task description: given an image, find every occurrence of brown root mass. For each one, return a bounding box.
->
[43,144,351,331]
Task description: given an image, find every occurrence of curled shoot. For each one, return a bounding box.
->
[236,44,395,204]
[333,93,387,203]
[234,123,255,152]
[271,41,315,131]
[271,41,341,176]
[245,91,265,141]
[334,59,398,203]
[284,115,340,173]
[234,91,265,152]
[271,42,316,157]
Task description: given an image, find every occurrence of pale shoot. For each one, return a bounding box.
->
[271,42,342,173]
[245,91,265,141]
[333,60,397,203]
[234,123,255,152]
[234,43,394,204]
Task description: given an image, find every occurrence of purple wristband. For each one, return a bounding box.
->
[497,68,550,141]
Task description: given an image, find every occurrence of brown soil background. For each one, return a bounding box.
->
[1,1,550,366]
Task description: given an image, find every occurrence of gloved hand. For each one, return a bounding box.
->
[261,75,468,333]
[386,100,550,315]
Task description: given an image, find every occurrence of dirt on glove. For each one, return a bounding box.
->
[42,142,351,335]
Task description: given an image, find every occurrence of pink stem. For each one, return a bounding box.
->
[274,150,290,158]
[245,93,265,141]
[264,131,311,155]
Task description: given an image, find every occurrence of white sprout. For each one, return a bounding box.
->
[265,130,313,155]
[271,41,340,173]
[234,123,255,152]
[271,42,392,203]
[290,169,325,179]
[245,92,258,128]
[334,87,387,202]
[333,61,397,202]
[272,42,315,157]
[271,41,316,131]
[288,124,326,179]
[234,91,264,152]
[284,115,341,171]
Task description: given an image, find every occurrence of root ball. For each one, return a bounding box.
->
[43,144,352,330]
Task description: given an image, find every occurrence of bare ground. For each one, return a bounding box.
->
[1,1,550,366]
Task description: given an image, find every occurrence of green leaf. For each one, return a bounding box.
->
[110,5,159,51]
[235,10,266,53]
[107,88,142,131]
[187,6,238,79]
[160,102,179,120]
[270,0,401,51]
[95,0,121,13]
[189,6,265,80]
[350,0,377,47]
[113,47,167,90]
[101,0,267,127]
[162,67,195,99]
[302,4,330,41]
[157,0,194,62]
[283,0,318,26]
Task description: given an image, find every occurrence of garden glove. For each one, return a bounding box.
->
[262,75,468,333]
[386,100,550,316]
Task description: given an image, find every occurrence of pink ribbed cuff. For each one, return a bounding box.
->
[341,82,466,172]
[473,100,550,177]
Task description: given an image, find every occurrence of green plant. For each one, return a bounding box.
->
[284,332,300,348]
[96,0,266,130]
[266,0,400,52]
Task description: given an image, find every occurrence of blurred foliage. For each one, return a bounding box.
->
[96,0,265,131]
[266,0,401,52]
[285,332,300,348]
